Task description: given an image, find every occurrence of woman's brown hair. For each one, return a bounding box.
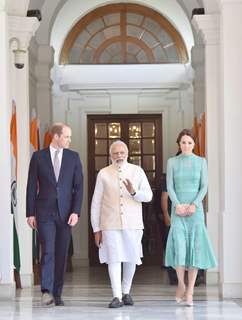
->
[176,129,195,145]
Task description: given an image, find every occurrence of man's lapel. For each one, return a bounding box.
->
[44,148,56,184]
[58,149,68,183]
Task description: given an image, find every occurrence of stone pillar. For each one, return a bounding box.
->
[191,38,205,115]
[35,45,54,126]
[218,0,242,298]
[9,15,40,287]
[192,14,220,284]
[0,9,15,299]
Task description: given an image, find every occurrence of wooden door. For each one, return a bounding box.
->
[88,114,163,266]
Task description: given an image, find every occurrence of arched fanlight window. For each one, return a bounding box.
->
[60,4,188,64]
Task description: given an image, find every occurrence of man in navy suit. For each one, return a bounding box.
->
[26,123,83,306]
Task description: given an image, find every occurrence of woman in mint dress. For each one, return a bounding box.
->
[165,129,217,306]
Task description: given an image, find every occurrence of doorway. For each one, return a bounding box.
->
[87,114,163,266]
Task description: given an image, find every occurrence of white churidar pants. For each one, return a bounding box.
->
[108,262,136,299]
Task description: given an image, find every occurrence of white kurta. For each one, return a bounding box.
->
[91,162,152,265]
[99,229,143,265]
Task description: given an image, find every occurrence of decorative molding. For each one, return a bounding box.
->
[60,82,187,92]
[8,16,40,49]
[192,14,220,45]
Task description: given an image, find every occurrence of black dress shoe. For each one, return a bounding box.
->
[54,297,64,306]
[108,297,124,308]
[122,294,134,306]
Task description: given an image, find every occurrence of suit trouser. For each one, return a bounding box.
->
[108,262,136,300]
[37,214,71,297]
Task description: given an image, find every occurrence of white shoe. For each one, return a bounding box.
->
[41,292,54,306]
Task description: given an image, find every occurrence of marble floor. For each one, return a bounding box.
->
[1,267,242,320]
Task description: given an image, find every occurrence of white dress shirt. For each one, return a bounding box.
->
[49,144,63,167]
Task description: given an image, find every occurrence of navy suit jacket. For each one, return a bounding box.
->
[26,148,83,222]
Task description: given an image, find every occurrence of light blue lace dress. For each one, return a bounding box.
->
[165,153,217,269]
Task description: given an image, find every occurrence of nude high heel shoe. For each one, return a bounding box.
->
[175,284,186,304]
[186,292,193,307]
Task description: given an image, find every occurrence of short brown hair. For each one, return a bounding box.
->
[50,123,68,137]
[176,129,195,145]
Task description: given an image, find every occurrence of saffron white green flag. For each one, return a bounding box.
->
[30,109,40,262]
[10,100,21,273]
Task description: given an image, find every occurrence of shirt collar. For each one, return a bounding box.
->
[49,144,63,155]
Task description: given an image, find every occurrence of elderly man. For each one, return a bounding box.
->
[91,140,152,308]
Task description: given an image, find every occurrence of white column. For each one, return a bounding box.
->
[35,45,54,126]
[9,15,40,287]
[192,15,220,284]
[218,0,242,298]
[191,39,205,115]
[0,10,15,299]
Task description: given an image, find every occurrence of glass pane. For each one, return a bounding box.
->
[143,139,155,154]
[126,54,138,64]
[99,50,112,63]
[146,171,155,186]
[142,122,155,137]
[156,29,173,46]
[111,54,122,63]
[136,50,149,63]
[95,156,107,170]
[129,156,141,166]
[108,123,121,138]
[95,123,107,138]
[127,42,140,55]
[129,123,141,138]
[103,13,120,26]
[153,46,168,63]
[143,18,161,35]
[142,32,158,48]
[89,31,106,49]
[80,47,95,63]
[126,13,143,26]
[106,42,122,56]
[143,155,155,170]
[127,25,143,38]
[109,139,119,149]
[129,139,141,154]
[165,45,179,63]
[69,47,81,64]
[75,30,90,47]
[86,18,105,34]
[103,26,120,38]
[95,139,107,154]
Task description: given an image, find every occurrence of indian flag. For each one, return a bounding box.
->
[30,109,40,263]
[10,100,21,274]
[43,125,51,148]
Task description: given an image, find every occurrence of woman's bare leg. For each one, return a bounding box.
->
[186,268,198,306]
[175,266,186,303]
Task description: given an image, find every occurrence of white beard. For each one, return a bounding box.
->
[111,158,127,168]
